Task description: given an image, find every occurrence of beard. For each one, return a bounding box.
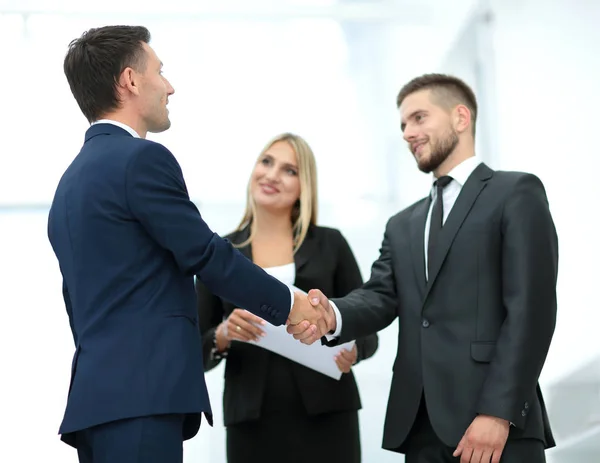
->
[414,127,459,174]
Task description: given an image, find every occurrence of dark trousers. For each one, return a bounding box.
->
[403,397,546,463]
[75,414,185,463]
[226,410,361,463]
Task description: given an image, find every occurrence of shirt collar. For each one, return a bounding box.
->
[433,156,482,187]
[92,119,140,138]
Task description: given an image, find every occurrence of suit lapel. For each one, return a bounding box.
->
[409,198,431,298]
[231,227,253,260]
[423,163,494,300]
[294,226,318,274]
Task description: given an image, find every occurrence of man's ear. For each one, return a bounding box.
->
[118,67,140,97]
[454,104,471,134]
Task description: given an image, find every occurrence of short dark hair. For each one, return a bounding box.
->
[396,73,478,136]
[63,25,151,123]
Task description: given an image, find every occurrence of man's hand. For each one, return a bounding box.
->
[335,344,357,373]
[286,289,335,344]
[453,415,510,463]
[286,291,327,343]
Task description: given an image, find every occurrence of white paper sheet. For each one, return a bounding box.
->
[240,285,355,380]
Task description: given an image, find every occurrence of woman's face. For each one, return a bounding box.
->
[250,140,301,213]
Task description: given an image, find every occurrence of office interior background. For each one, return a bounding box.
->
[0,0,598,461]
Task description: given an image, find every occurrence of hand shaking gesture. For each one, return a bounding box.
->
[287,289,335,344]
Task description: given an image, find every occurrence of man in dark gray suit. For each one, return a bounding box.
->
[288,73,558,463]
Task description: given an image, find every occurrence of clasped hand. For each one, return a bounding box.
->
[286,289,334,345]
[218,290,335,348]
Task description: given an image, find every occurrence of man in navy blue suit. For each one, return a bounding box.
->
[48,25,324,463]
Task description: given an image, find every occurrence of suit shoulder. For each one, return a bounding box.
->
[310,225,344,240]
[309,226,357,249]
[493,170,545,186]
[387,197,429,228]
[492,170,549,200]
[124,139,182,178]
[126,138,175,161]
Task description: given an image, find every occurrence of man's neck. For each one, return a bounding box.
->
[98,111,147,139]
[434,144,475,178]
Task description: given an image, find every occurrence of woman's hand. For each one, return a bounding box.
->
[335,344,358,373]
[215,308,267,350]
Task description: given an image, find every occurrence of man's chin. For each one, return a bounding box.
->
[148,119,171,134]
[417,159,433,174]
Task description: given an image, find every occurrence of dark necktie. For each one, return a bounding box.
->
[427,175,453,279]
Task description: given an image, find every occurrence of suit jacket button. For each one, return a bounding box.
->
[422,319,430,328]
[260,304,268,312]
[521,410,527,417]
[524,402,529,409]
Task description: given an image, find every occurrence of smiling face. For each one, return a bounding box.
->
[250,140,301,213]
[399,89,460,174]
[125,42,175,134]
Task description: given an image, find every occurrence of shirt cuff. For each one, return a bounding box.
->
[325,300,343,340]
[288,286,295,316]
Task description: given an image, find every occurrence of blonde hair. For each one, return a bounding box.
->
[234,132,318,253]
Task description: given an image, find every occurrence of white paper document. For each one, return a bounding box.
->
[241,285,355,380]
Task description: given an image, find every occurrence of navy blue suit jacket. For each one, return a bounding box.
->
[47,123,292,447]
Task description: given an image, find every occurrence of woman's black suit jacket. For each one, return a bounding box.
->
[196,225,379,426]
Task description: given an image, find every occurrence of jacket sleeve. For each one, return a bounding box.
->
[125,142,292,326]
[475,174,558,427]
[196,277,226,372]
[326,218,399,345]
[332,230,379,363]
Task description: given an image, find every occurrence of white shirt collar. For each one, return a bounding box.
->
[92,119,140,138]
[434,156,481,187]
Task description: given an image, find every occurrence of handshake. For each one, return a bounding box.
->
[285,289,337,345]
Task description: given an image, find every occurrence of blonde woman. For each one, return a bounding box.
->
[196,133,378,463]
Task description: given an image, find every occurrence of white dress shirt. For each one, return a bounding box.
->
[423,156,482,280]
[91,119,297,313]
[92,119,141,138]
[329,156,482,338]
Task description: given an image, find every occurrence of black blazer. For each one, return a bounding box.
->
[325,163,558,452]
[196,225,379,426]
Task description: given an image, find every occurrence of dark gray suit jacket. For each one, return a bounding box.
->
[326,163,558,452]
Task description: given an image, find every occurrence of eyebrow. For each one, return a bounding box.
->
[263,154,298,170]
[400,110,426,131]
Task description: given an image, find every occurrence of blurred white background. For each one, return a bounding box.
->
[1,0,599,461]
